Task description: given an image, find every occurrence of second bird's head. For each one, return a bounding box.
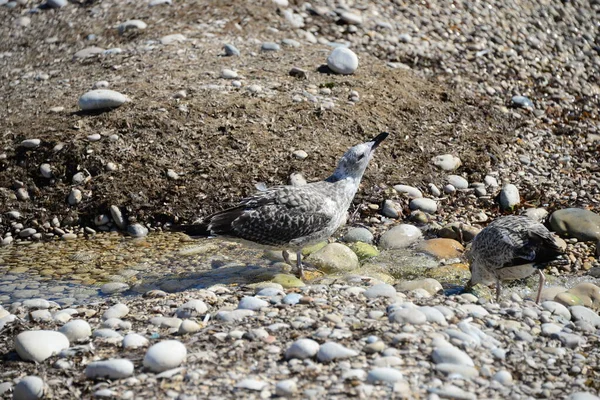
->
[329,132,389,182]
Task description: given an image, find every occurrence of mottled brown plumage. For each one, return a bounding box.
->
[466,215,566,303]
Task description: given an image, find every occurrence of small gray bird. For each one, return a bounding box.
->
[465,215,566,303]
[176,132,389,278]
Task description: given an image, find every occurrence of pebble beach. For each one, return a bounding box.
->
[1,0,600,398]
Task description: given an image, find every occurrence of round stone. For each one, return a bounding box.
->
[541,301,571,321]
[316,342,358,362]
[447,175,469,189]
[432,343,474,366]
[238,296,269,311]
[363,284,397,299]
[78,90,129,111]
[122,333,149,349]
[47,0,67,7]
[282,293,302,305]
[275,380,297,396]
[343,227,373,244]
[178,319,202,334]
[261,42,280,51]
[499,184,520,210]
[409,198,437,214]
[570,306,600,327]
[127,224,148,238]
[40,164,52,178]
[220,69,238,79]
[85,359,134,380]
[15,330,70,362]
[388,307,427,325]
[109,205,125,229]
[223,44,240,56]
[285,338,319,360]
[327,47,358,75]
[549,208,600,242]
[59,320,92,342]
[100,282,129,295]
[103,303,129,320]
[143,340,187,372]
[118,20,147,34]
[160,34,185,45]
[73,47,105,59]
[379,224,423,249]
[93,81,109,89]
[305,243,359,273]
[366,367,404,384]
[176,300,208,318]
[21,139,41,149]
[13,376,44,400]
[432,154,461,171]
[292,150,308,160]
[511,95,534,109]
[393,185,422,198]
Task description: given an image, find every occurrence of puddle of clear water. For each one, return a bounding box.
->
[0,232,596,306]
[0,233,290,306]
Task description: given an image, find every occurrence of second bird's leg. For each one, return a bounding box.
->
[535,269,546,304]
[295,249,305,280]
[495,279,502,303]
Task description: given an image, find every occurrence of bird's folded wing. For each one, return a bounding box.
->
[209,186,337,246]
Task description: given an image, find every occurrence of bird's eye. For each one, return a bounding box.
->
[357,153,365,160]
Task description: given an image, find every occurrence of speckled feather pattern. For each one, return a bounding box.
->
[469,215,564,285]
[207,180,356,248]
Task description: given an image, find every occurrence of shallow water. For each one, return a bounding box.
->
[0,232,292,306]
[0,232,597,306]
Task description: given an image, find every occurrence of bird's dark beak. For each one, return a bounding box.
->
[370,132,389,150]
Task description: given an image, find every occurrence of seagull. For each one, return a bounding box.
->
[175,132,389,278]
[465,215,566,303]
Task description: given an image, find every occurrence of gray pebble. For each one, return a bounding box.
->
[238,296,269,311]
[100,282,129,295]
[447,175,469,189]
[511,95,534,109]
[499,184,520,210]
[275,379,297,396]
[343,227,373,244]
[366,367,404,384]
[13,376,44,400]
[127,224,148,238]
[363,284,397,299]
[431,342,474,366]
[261,42,280,51]
[59,319,92,342]
[393,184,422,198]
[285,338,319,360]
[493,370,513,385]
[143,340,187,372]
[223,44,240,56]
[409,198,437,214]
[21,139,41,149]
[85,359,134,380]
[316,342,358,362]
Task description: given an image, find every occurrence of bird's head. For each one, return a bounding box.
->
[328,132,389,183]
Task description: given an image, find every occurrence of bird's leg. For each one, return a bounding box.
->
[495,279,502,303]
[536,269,546,304]
[282,250,292,266]
[295,249,306,280]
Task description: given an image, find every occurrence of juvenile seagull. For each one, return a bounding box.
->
[465,215,566,303]
[177,132,389,278]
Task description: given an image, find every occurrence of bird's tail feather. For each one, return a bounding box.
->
[169,223,211,237]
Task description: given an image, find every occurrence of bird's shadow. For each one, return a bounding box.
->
[125,260,291,296]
